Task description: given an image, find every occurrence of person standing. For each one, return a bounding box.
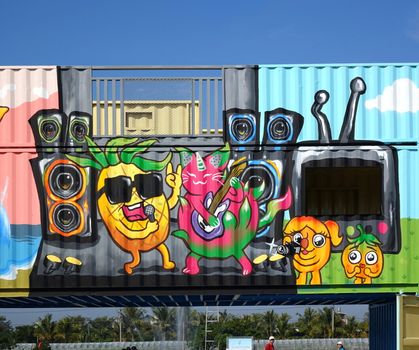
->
[337,341,346,350]
[265,336,275,350]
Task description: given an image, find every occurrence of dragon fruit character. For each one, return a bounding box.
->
[172,144,292,276]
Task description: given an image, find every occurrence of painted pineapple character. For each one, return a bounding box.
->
[68,137,182,274]
[341,224,384,284]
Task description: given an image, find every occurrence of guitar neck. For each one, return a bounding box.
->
[209,163,246,214]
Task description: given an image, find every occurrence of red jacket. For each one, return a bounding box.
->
[265,341,275,350]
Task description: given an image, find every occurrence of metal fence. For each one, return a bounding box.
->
[254,338,369,350]
[91,67,223,138]
[14,339,368,350]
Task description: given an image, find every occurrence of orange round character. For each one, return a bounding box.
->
[283,216,342,285]
[341,224,384,284]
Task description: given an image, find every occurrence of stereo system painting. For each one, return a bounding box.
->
[21,71,404,291]
[290,78,401,254]
[29,110,97,243]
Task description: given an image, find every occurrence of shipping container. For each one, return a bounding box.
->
[0,64,417,305]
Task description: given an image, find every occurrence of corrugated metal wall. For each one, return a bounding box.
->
[259,63,419,219]
[0,64,418,300]
[0,67,58,292]
[369,300,397,350]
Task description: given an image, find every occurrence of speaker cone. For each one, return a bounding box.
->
[240,163,275,204]
[52,203,81,233]
[70,119,89,142]
[230,114,256,143]
[39,116,62,142]
[49,163,83,199]
[269,116,291,141]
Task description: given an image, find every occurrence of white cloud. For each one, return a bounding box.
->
[32,87,49,99]
[365,78,419,113]
[0,84,16,99]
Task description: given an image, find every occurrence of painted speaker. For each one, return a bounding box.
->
[263,107,304,146]
[223,108,260,146]
[31,156,97,241]
[248,108,305,243]
[29,109,97,242]
[29,109,68,156]
[66,111,92,152]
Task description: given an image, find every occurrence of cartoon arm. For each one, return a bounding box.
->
[189,195,220,226]
[166,163,182,209]
[225,177,244,203]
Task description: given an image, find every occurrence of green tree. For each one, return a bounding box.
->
[151,307,176,341]
[295,307,317,338]
[88,316,116,342]
[55,316,87,343]
[34,314,56,344]
[276,313,293,339]
[187,310,206,350]
[0,316,15,350]
[260,311,278,338]
[120,307,147,341]
[14,324,36,343]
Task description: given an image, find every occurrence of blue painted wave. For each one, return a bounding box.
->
[0,223,41,280]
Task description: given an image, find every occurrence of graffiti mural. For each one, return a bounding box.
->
[69,137,182,274]
[282,216,342,285]
[1,65,419,297]
[341,224,384,284]
[0,68,58,291]
[173,144,291,275]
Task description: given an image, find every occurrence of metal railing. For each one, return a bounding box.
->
[91,67,223,138]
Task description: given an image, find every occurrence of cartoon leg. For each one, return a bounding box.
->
[157,243,175,270]
[296,271,307,285]
[237,255,253,276]
[183,253,201,275]
[124,250,141,275]
[310,271,322,285]
[364,277,372,284]
[354,277,363,284]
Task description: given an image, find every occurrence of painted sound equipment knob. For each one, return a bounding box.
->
[43,254,62,274]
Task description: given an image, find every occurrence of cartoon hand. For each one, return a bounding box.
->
[230,177,241,190]
[166,163,182,190]
[208,215,220,227]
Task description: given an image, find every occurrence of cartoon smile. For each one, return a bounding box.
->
[122,202,148,222]
[299,248,311,255]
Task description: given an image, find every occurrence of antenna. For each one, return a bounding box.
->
[311,90,332,143]
[338,77,366,143]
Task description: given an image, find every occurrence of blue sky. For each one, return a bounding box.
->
[1,0,416,328]
[2,0,419,66]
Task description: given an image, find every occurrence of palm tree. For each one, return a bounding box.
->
[316,307,334,338]
[55,316,87,343]
[276,313,292,339]
[34,314,56,344]
[0,316,15,350]
[120,307,147,341]
[14,324,36,343]
[260,311,278,338]
[295,307,318,338]
[151,307,176,341]
[88,316,117,342]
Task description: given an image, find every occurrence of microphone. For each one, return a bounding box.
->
[144,205,155,222]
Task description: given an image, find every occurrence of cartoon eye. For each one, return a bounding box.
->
[348,250,362,264]
[365,251,378,265]
[313,234,326,248]
[293,232,302,245]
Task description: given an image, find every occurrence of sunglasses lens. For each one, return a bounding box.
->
[104,176,132,204]
[135,173,163,199]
